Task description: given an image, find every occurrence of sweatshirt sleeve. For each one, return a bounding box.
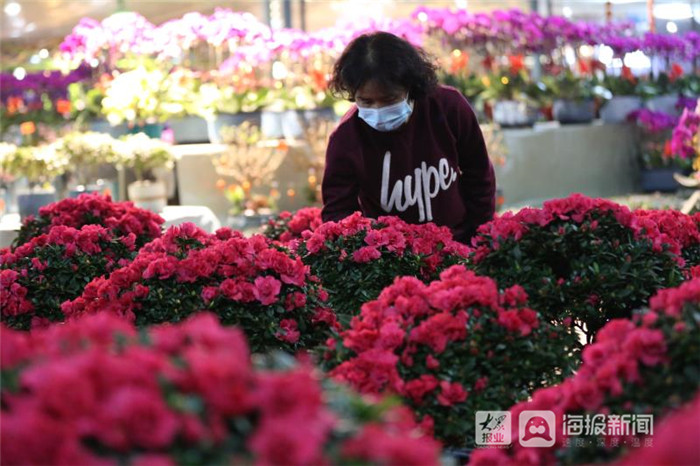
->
[321,131,361,222]
[451,90,496,239]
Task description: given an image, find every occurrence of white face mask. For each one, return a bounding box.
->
[357,97,414,132]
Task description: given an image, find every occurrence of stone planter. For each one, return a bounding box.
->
[644,94,681,117]
[227,212,273,232]
[206,112,262,144]
[492,100,538,128]
[261,107,337,139]
[87,119,129,138]
[128,123,164,139]
[127,180,167,212]
[552,99,595,124]
[261,109,303,139]
[639,168,683,192]
[600,96,643,123]
[168,116,210,144]
[17,189,56,219]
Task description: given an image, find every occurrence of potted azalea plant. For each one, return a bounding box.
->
[0,143,68,218]
[115,133,174,212]
[546,70,596,124]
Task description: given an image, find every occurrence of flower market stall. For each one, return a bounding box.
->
[2,3,700,465]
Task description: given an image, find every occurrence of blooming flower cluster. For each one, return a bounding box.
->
[296,213,470,319]
[0,64,93,128]
[413,7,698,59]
[670,100,700,163]
[0,312,440,466]
[62,223,337,353]
[1,224,137,330]
[469,277,700,466]
[630,109,678,134]
[327,265,575,447]
[60,8,422,66]
[634,209,700,270]
[14,193,163,248]
[264,207,322,245]
[471,194,683,340]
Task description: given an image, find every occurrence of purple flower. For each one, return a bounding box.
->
[630,109,678,133]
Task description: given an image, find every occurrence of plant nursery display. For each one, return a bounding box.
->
[470,194,684,341]
[0,312,441,466]
[3,3,700,464]
[468,277,700,465]
[61,223,337,353]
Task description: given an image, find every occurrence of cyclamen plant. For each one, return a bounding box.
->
[14,193,164,248]
[326,265,576,448]
[470,194,683,341]
[263,207,322,244]
[0,313,441,466]
[296,213,470,320]
[469,277,700,466]
[1,225,137,330]
[62,223,337,353]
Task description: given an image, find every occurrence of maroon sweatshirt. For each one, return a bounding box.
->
[321,85,496,243]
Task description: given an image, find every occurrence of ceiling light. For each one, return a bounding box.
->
[13,67,26,80]
[653,3,692,20]
[4,2,21,16]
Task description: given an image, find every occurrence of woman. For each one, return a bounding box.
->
[321,31,495,243]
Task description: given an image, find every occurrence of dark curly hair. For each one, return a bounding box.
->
[329,32,438,102]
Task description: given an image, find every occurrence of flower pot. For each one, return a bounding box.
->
[645,94,681,117]
[206,112,262,144]
[552,99,595,124]
[17,189,56,219]
[88,119,129,138]
[262,109,304,139]
[639,168,683,192]
[68,183,107,198]
[492,100,538,128]
[168,115,210,144]
[299,107,337,125]
[227,213,273,232]
[600,96,642,123]
[127,180,167,212]
[128,123,164,139]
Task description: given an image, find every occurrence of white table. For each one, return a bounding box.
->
[0,205,221,250]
